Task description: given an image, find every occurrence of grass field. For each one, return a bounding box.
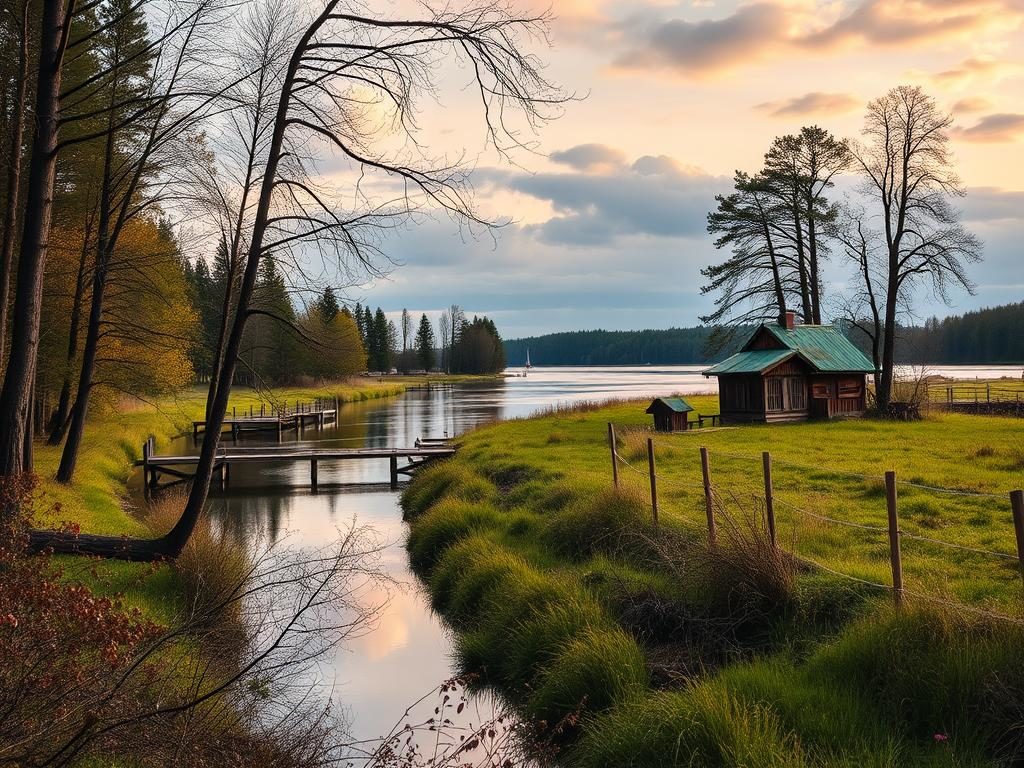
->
[402,399,1024,766]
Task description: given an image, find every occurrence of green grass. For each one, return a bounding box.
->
[402,398,1024,766]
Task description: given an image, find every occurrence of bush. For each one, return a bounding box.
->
[405,498,505,574]
[527,626,648,727]
[543,487,654,562]
[146,491,251,630]
[570,684,805,768]
[400,462,494,520]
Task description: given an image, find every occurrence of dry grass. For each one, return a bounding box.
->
[146,491,252,630]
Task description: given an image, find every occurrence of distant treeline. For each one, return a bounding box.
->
[882,302,1024,365]
[504,328,728,366]
[505,302,1024,367]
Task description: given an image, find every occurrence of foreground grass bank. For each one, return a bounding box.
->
[402,399,1024,766]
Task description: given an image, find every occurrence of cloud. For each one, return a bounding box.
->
[961,187,1024,221]
[755,92,861,117]
[608,0,1023,76]
[801,0,996,49]
[952,97,993,113]
[491,156,728,246]
[613,3,790,74]
[953,114,1024,142]
[935,57,1023,87]
[550,143,627,172]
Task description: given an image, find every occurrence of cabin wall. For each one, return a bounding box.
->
[809,374,866,417]
[718,374,766,424]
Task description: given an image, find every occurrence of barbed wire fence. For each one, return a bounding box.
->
[605,423,1024,624]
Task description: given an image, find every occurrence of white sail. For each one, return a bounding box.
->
[525,349,532,369]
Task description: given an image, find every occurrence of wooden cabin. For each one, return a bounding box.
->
[646,397,695,432]
[702,313,876,424]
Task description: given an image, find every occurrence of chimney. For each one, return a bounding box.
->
[784,311,796,330]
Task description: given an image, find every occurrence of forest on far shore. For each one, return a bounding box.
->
[503,302,1024,367]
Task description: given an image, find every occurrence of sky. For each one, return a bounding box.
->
[341,0,1024,339]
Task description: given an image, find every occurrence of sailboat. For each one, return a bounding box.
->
[525,349,533,371]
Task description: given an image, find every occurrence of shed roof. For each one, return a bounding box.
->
[646,397,694,414]
[703,323,876,376]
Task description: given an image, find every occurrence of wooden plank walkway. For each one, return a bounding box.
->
[138,438,455,493]
[193,406,338,439]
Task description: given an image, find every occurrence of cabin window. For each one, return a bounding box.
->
[786,377,806,410]
[812,382,832,399]
[839,378,861,398]
[766,377,784,411]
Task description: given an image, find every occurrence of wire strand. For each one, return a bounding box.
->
[775,497,889,533]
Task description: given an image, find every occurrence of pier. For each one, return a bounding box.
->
[192,398,339,440]
[139,438,455,493]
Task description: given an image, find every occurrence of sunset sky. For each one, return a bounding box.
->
[355,0,1024,340]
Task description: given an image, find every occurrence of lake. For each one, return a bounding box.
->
[151,363,1024,758]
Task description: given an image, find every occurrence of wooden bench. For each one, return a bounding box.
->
[697,414,721,428]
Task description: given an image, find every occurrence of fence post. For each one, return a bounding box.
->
[700,447,716,547]
[608,423,619,488]
[1010,490,1024,589]
[987,384,991,403]
[885,470,903,607]
[647,437,658,525]
[762,451,777,549]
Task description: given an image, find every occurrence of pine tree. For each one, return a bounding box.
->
[316,286,340,324]
[416,313,435,370]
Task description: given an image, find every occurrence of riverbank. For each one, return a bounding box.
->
[402,398,1024,766]
[29,376,454,618]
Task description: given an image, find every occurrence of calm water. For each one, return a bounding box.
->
[150,363,1024,752]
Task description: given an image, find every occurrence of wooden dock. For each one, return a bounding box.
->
[192,399,339,440]
[139,438,455,493]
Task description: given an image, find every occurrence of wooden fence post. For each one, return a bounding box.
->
[700,447,716,547]
[647,437,658,525]
[390,455,399,490]
[1010,490,1024,589]
[311,459,318,491]
[608,423,618,488]
[885,470,903,607]
[762,451,777,549]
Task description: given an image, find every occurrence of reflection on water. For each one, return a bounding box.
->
[154,364,1024,748]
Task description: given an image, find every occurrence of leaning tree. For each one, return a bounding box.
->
[33,0,563,558]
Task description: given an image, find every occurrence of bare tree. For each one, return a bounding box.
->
[851,85,982,412]
[438,310,450,373]
[32,0,562,558]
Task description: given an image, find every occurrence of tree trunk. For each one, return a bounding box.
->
[55,256,106,482]
[806,194,822,325]
[0,0,30,372]
[0,0,73,478]
[55,62,119,483]
[876,255,900,413]
[47,227,93,444]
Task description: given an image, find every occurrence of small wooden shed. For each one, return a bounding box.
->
[646,397,695,432]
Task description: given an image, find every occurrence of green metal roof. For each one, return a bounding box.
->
[763,324,876,373]
[646,397,694,413]
[702,349,795,375]
[703,323,876,376]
